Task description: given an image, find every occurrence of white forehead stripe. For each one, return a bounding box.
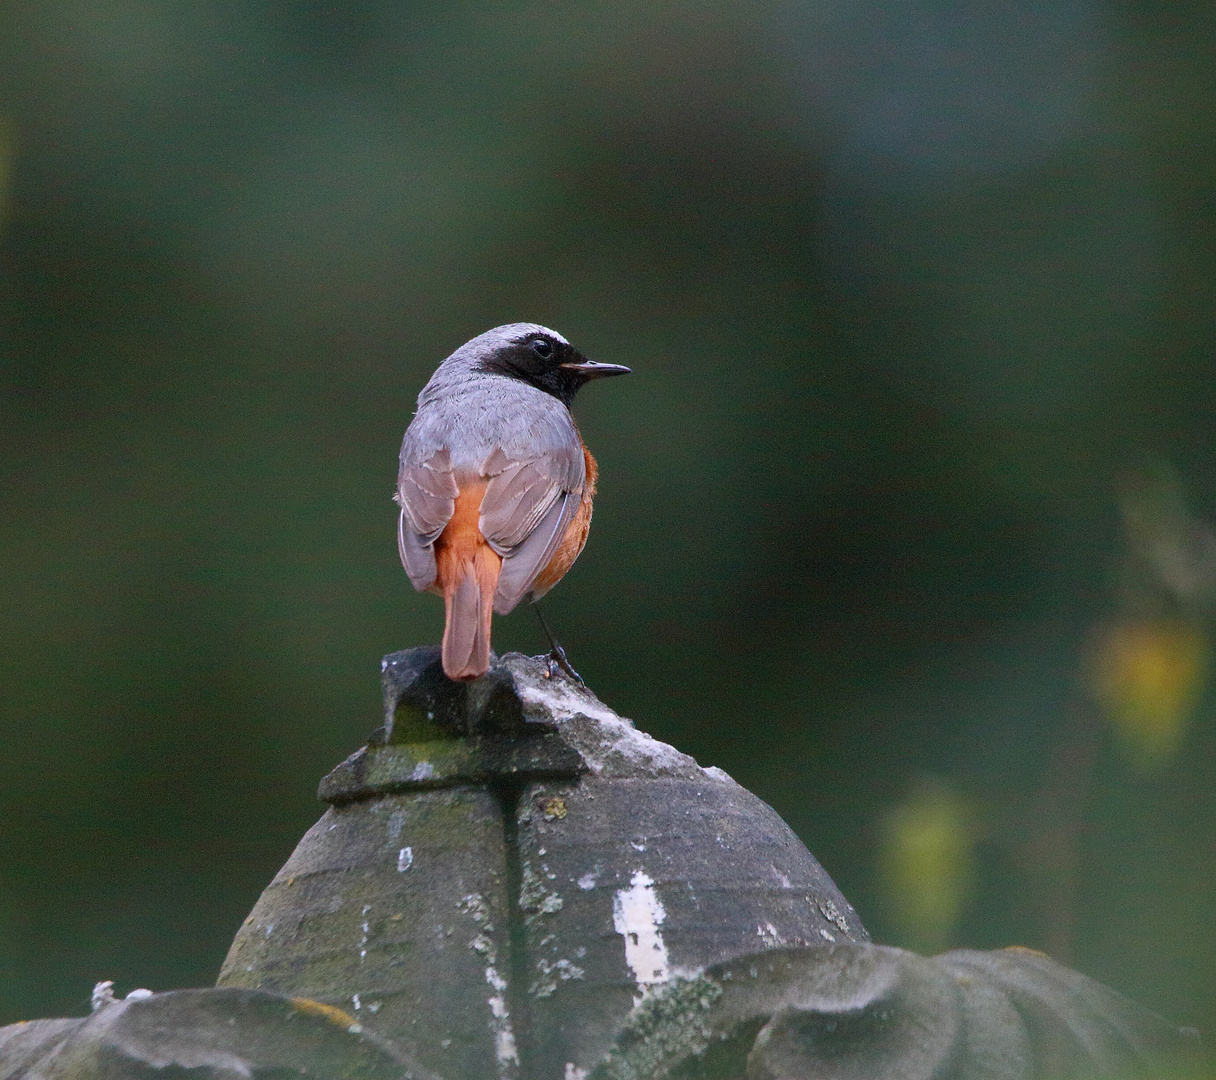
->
[500,322,569,346]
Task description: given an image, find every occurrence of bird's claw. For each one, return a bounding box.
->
[546,644,584,685]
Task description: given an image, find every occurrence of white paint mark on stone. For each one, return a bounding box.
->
[484,965,519,1074]
[398,846,414,872]
[495,1030,518,1071]
[612,869,670,1004]
[577,872,597,891]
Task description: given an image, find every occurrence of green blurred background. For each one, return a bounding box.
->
[2,0,1214,1038]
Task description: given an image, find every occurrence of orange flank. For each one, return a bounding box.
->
[533,444,598,597]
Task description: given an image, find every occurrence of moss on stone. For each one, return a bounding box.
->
[591,976,724,1080]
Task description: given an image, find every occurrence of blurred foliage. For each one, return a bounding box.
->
[1085,463,1216,769]
[0,0,1214,1046]
[1089,617,1209,770]
[876,776,978,956]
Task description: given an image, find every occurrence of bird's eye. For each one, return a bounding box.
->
[530,338,553,358]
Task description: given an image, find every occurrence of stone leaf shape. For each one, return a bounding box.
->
[590,943,1202,1080]
[0,987,439,1080]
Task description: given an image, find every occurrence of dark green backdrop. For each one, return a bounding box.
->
[2,0,1214,1038]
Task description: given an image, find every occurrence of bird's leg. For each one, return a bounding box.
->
[531,601,583,684]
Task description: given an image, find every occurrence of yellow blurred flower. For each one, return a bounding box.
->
[877,777,977,956]
[1087,617,1209,772]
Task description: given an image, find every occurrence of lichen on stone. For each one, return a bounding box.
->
[519,863,564,925]
[589,974,724,1080]
[530,956,586,998]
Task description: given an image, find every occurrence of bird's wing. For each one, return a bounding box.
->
[395,447,459,591]
[479,443,585,614]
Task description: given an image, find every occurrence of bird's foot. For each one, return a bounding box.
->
[545,642,584,685]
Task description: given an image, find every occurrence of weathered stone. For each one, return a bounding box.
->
[588,944,1201,1080]
[219,787,515,1080]
[0,1019,87,1079]
[937,948,1199,1078]
[219,649,868,1080]
[0,989,419,1080]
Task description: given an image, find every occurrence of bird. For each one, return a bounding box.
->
[395,323,631,682]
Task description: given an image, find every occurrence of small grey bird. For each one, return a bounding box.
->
[395,324,630,681]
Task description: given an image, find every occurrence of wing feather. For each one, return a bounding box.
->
[395,448,459,591]
[491,492,580,614]
[398,509,438,590]
[480,460,564,552]
[396,432,586,608]
[479,440,586,614]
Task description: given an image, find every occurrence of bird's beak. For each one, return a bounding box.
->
[560,360,632,380]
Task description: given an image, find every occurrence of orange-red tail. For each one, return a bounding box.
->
[435,483,502,681]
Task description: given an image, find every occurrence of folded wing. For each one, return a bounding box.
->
[395,448,459,590]
[395,440,586,611]
[478,445,585,614]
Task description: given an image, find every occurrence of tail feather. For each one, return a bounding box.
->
[434,480,502,680]
[440,546,499,680]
